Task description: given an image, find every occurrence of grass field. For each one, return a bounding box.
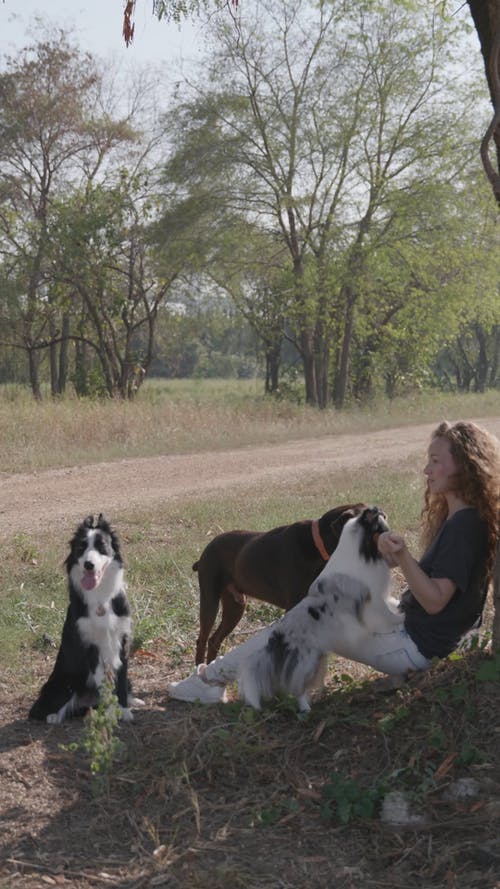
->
[2,380,498,678]
[2,378,500,472]
[1,382,500,889]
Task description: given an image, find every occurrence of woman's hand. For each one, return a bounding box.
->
[377,530,407,567]
[378,531,456,614]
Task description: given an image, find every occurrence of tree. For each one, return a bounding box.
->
[206,221,291,392]
[123,0,235,43]
[344,169,500,401]
[125,1,500,207]
[0,28,193,399]
[49,174,179,398]
[160,0,487,406]
[0,32,135,398]
[466,0,500,204]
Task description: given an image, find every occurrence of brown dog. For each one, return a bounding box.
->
[193,503,366,664]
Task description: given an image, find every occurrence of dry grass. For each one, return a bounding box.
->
[2,640,500,889]
[1,379,500,472]
[2,383,500,887]
[2,517,500,889]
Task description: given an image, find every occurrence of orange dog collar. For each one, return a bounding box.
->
[311,519,330,561]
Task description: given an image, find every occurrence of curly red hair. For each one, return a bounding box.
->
[421,420,500,579]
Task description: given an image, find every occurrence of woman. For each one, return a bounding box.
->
[168,420,500,705]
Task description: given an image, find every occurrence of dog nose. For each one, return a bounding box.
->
[84,560,94,571]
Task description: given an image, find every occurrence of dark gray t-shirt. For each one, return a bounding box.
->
[401,508,489,659]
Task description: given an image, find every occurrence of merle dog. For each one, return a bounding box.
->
[238,506,401,711]
[193,502,366,664]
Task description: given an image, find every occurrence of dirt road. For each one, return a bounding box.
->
[2,417,500,540]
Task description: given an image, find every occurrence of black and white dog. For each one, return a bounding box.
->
[238,506,402,711]
[29,514,139,724]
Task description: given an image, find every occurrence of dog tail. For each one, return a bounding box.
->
[238,627,305,709]
[239,621,329,711]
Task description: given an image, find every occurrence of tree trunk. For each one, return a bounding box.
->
[265,342,281,393]
[314,347,330,410]
[28,347,42,401]
[300,331,318,405]
[291,250,318,405]
[49,317,59,397]
[74,340,89,396]
[493,538,500,651]
[474,323,488,392]
[58,314,70,394]
[467,0,500,203]
[313,287,331,409]
[488,324,500,386]
[334,287,355,410]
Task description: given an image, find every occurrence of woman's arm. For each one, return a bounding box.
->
[378,531,456,615]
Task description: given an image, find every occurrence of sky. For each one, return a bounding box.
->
[0,0,204,72]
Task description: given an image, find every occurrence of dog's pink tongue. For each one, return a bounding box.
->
[81,572,97,591]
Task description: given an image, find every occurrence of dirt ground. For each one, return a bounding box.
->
[2,417,500,889]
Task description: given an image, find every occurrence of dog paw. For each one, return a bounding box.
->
[297,695,311,712]
[120,707,134,722]
[128,696,145,708]
[239,689,262,710]
[46,712,64,725]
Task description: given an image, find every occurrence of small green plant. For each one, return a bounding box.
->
[321,772,385,824]
[79,672,124,795]
[386,761,438,802]
[475,651,500,682]
[271,693,310,718]
[253,797,300,827]
[377,704,411,733]
[456,742,486,766]
[427,723,448,751]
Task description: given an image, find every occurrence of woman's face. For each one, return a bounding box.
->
[424,436,459,495]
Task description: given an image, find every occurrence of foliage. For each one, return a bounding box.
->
[475,650,500,681]
[0,31,138,398]
[157,0,494,407]
[2,5,499,407]
[321,771,385,823]
[0,29,188,400]
[350,172,500,400]
[152,0,231,24]
[148,1,500,210]
[48,174,179,398]
[64,672,124,797]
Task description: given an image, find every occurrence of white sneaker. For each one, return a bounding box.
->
[168,667,228,704]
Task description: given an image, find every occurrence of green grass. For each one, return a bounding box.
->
[2,382,500,889]
[0,463,422,687]
[1,379,498,682]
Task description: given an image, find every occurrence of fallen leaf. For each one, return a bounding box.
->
[435,752,457,781]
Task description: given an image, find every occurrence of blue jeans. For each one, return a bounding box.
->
[329,622,431,675]
[203,616,430,685]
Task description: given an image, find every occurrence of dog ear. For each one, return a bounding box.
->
[329,505,358,533]
[83,515,94,529]
[97,514,113,535]
[96,514,121,555]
